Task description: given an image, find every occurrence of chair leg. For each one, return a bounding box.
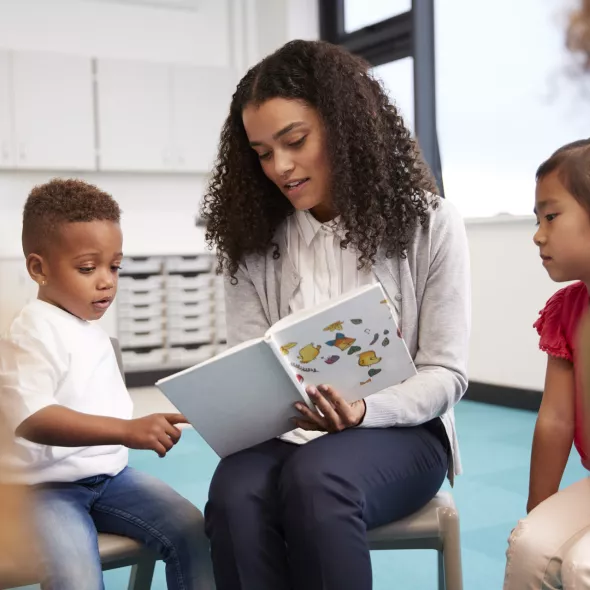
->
[437,550,445,590]
[441,507,464,590]
[127,558,156,590]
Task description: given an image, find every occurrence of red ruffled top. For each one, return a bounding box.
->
[534,282,590,467]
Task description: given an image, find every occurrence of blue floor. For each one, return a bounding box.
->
[26,400,590,589]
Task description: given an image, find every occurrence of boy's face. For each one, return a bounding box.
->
[34,220,123,321]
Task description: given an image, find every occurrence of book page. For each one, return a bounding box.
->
[268,283,377,334]
[269,284,416,403]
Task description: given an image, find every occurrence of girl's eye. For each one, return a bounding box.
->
[546,213,557,222]
[258,151,271,161]
[79,267,94,274]
[111,265,122,272]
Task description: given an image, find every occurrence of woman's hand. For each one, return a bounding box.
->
[293,384,366,433]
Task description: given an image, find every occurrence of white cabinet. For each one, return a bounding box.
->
[97,59,235,173]
[96,59,171,172]
[11,51,96,170]
[0,51,15,169]
[171,66,235,172]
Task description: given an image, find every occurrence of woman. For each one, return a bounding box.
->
[201,39,470,590]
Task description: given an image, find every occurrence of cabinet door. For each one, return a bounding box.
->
[97,59,171,172]
[0,51,15,169]
[12,51,96,170]
[171,66,236,173]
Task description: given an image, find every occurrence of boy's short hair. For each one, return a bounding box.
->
[536,139,590,213]
[22,178,121,256]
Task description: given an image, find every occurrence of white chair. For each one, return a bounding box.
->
[367,492,463,590]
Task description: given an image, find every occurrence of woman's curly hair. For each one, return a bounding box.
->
[202,40,438,281]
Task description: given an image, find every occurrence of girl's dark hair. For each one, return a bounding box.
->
[202,39,438,281]
[536,139,590,212]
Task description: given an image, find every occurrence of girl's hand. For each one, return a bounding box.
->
[293,384,366,433]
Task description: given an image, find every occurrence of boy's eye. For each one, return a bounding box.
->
[79,267,95,274]
[111,265,122,272]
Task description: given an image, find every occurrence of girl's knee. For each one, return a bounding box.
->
[504,518,557,589]
[562,534,590,587]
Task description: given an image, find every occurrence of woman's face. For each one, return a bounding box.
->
[242,98,334,221]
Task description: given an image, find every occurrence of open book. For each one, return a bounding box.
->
[156,283,416,458]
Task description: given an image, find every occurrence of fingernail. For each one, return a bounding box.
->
[318,384,327,392]
[295,403,303,410]
[308,387,318,396]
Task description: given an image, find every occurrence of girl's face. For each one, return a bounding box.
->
[534,170,590,284]
[242,98,334,222]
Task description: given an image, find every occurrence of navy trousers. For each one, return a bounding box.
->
[205,420,449,590]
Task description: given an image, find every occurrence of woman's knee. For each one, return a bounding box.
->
[279,445,362,520]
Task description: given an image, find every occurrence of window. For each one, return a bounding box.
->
[372,57,414,133]
[435,0,589,218]
[321,0,590,218]
[345,0,412,33]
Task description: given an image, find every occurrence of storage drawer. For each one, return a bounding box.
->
[118,302,164,320]
[167,345,216,367]
[118,316,163,333]
[118,289,164,306]
[119,275,164,292]
[167,300,213,317]
[121,348,166,370]
[165,255,213,274]
[166,287,212,304]
[168,327,213,346]
[119,328,164,349]
[166,274,212,290]
[120,256,162,275]
[167,314,212,330]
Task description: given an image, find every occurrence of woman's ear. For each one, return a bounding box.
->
[26,254,48,287]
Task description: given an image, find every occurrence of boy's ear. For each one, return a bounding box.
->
[26,254,48,287]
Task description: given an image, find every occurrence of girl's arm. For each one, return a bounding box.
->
[527,355,575,513]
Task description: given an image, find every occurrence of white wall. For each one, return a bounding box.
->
[466,218,564,391]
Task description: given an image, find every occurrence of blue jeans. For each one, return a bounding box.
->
[33,466,214,590]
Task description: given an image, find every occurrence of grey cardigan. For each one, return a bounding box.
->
[224,198,471,484]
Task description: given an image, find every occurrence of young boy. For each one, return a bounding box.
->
[0,179,213,590]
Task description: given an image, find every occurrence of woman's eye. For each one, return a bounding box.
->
[289,136,306,148]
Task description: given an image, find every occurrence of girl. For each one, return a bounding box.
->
[504,139,590,589]
[202,39,470,590]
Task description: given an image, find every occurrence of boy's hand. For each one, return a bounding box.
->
[122,413,189,457]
